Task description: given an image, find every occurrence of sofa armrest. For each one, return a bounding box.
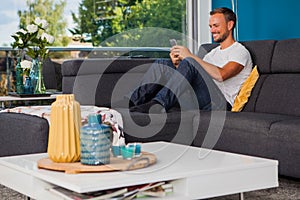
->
[0,112,49,157]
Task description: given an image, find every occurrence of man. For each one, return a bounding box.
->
[128,7,253,113]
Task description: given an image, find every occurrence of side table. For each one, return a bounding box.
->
[0,94,57,109]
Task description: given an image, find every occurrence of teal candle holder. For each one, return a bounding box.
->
[128,143,142,157]
[111,145,122,157]
[121,145,135,160]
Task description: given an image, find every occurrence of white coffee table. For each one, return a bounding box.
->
[0,142,278,200]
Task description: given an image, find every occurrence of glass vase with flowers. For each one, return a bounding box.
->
[20,60,33,94]
[11,17,54,94]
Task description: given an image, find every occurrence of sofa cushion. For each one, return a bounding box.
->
[197,43,219,58]
[198,40,276,74]
[0,112,49,157]
[193,110,299,178]
[246,39,300,116]
[62,58,156,76]
[271,38,300,73]
[254,74,300,116]
[118,109,197,145]
[270,118,300,142]
[269,118,300,178]
[241,40,276,74]
[232,66,259,112]
[62,59,85,76]
[95,73,144,107]
[42,58,59,90]
[193,111,294,147]
[62,58,157,106]
[223,112,294,132]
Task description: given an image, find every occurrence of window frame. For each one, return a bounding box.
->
[186,0,212,54]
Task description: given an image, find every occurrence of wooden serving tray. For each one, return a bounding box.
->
[37,152,156,174]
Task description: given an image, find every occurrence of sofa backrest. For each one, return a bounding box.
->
[200,38,300,117]
[198,40,276,73]
[240,40,277,112]
[63,38,300,116]
[62,58,157,107]
[245,38,300,116]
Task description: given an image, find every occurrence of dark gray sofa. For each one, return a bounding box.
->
[61,38,300,178]
[0,112,49,157]
[193,39,300,178]
[1,38,299,179]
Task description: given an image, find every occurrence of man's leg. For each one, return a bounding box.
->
[129,59,176,106]
[182,58,228,111]
[153,57,228,111]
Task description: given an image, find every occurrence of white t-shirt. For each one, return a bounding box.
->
[203,42,253,105]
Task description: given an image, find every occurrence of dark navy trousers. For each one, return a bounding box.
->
[130,58,231,111]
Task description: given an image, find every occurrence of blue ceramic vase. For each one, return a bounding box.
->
[80,114,111,165]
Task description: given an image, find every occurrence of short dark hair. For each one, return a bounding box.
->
[210,7,236,29]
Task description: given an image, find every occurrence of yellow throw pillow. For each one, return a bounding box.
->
[232,66,259,112]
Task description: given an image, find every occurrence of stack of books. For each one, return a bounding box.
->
[50,181,173,200]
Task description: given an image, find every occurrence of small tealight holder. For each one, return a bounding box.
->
[128,143,142,157]
[111,145,122,157]
[121,145,135,160]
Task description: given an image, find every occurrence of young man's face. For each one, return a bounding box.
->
[209,13,231,43]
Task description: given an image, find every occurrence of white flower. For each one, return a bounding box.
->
[18,38,24,44]
[20,60,32,69]
[17,29,27,35]
[11,17,53,60]
[40,32,55,44]
[27,24,38,33]
[34,17,41,24]
[35,17,49,29]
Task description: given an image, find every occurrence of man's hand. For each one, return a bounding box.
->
[169,48,181,68]
[171,45,193,60]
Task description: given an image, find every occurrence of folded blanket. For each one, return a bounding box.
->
[1,105,125,146]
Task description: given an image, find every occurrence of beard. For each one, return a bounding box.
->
[213,31,230,43]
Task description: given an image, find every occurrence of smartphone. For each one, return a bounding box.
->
[169,39,177,47]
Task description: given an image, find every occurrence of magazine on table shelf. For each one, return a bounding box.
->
[49,181,173,200]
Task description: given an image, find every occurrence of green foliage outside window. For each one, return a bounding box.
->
[71,0,186,47]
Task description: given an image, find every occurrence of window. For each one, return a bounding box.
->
[73,0,187,48]
[0,0,212,96]
[187,0,211,54]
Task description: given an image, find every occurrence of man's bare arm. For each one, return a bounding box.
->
[171,45,244,81]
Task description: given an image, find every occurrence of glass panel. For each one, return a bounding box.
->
[72,0,187,47]
[0,0,187,97]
